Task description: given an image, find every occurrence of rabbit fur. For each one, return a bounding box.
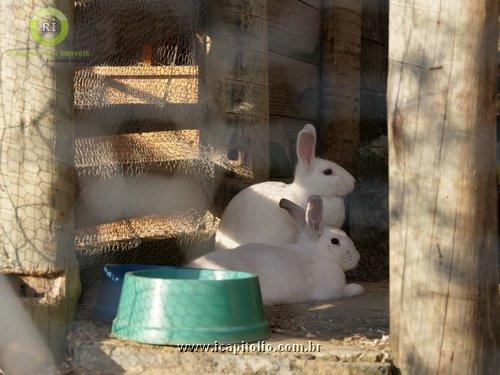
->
[189,196,364,305]
[214,124,355,251]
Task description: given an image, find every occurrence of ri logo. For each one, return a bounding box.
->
[30,7,69,47]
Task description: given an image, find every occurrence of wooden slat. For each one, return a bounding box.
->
[210,0,268,52]
[74,66,199,107]
[206,0,270,182]
[76,66,198,76]
[269,115,307,178]
[210,47,268,86]
[215,80,268,120]
[75,104,204,139]
[321,0,362,174]
[268,0,321,64]
[269,52,320,120]
[75,130,200,169]
[300,0,322,9]
[75,212,218,251]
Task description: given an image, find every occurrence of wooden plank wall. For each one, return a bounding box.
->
[268,0,322,178]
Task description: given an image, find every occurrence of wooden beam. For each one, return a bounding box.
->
[75,130,201,169]
[75,212,218,252]
[388,0,498,373]
[0,0,79,366]
[301,0,322,9]
[74,66,199,106]
[205,0,269,182]
[269,115,306,178]
[320,0,362,174]
[74,104,205,138]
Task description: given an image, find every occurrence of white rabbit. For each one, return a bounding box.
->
[214,124,355,251]
[189,196,364,305]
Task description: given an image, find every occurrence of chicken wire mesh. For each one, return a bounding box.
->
[0,1,394,368]
[2,0,388,306]
[72,0,216,302]
[73,0,207,137]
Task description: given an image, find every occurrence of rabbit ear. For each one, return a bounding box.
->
[279,198,306,227]
[297,124,316,166]
[306,195,323,236]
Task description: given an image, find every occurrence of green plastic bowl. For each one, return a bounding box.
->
[111,268,270,345]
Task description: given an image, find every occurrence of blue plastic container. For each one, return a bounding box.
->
[92,264,167,322]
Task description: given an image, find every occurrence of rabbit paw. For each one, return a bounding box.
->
[344,283,365,297]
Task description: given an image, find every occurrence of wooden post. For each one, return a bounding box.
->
[205,0,269,183]
[388,0,498,373]
[321,0,362,174]
[0,1,79,367]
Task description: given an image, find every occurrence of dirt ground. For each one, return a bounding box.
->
[265,282,389,343]
[65,282,391,374]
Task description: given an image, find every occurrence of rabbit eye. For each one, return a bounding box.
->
[323,168,333,175]
[331,238,340,245]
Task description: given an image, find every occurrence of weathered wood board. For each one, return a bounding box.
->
[75,212,218,252]
[269,115,308,178]
[268,0,321,64]
[321,0,362,174]
[206,0,269,182]
[75,130,201,169]
[301,0,322,9]
[267,0,322,180]
[269,52,320,121]
[75,104,205,138]
[74,66,199,107]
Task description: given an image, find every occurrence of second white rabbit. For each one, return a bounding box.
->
[189,196,364,305]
